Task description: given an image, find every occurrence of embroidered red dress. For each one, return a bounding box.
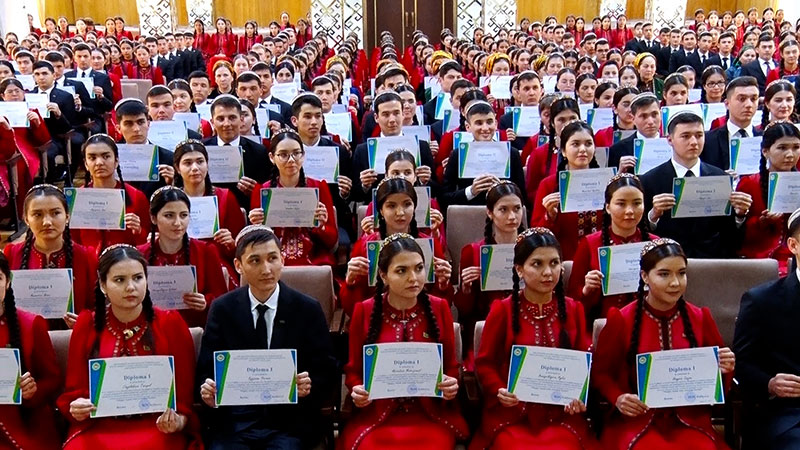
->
[735,173,791,274]
[470,296,598,450]
[524,142,559,206]
[592,302,730,450]
[338,295,469,450]
[0,309,62,450]
[0,111,49,210]
[137,238,227,327]
[71,181,150,256]
[209,32,237,57]
[125,63,165,85]
[57,309,202,449]
[237,34,263,54]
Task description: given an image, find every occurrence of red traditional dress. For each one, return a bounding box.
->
[338,295,469,450]
[524,142,559,206]
[531,174,603,260]
[3,240,98,329]
[71,181,150,256]
[57,309,202,449]
[592,302,730,450]
[125,63,165,86]
[736,173,791,274]
[0,309,62,450]
[568,229,656,326]
[470,296,598,450]
[363,197,446,250]
[0,111,49,211]
[237,34,263,55]
[609,28,634,50]
[200,187,245,284]
[194,33,211,59]
[593,126,615,148]
[248,177,338,266]
[766,65,800,85]
[209,32,237,57]
[137,238,227,327]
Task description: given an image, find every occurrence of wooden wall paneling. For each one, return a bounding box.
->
[212,1,310,27]
[517,0,600,24]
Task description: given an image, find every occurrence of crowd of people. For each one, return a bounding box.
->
[1,4,800,450]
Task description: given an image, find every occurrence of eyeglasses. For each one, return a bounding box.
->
[705,81,726,88]
[273,150,305,162]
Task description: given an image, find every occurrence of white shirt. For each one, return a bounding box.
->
[260,94,273,105]
[726,120,754,143]
[636,131,658,140]
[671,157,701,177]
[55,76,66,88]
[760,58,774,75]
[77,68,91,78]
[249,285,280,347]
[219,135,241,147]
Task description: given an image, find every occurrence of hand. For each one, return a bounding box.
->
[471,175,498,196]
[237,176,256,195]
[337,175,353,198]
[718,347,735,374]
[442,157,449,171]
[434,257,452,287]
[430,209,443,232]
[213,228,235,248]
[155,408,186,434]
[506,128,517,142]
[73,94,82,109]
[19,372,37,400]
[351,384,371,408]
[248,208,265,225]
[340,139,352,154]
[124,213,141,235]
[345,256,370,285]
[46,102,62,118]
[26,111,41,126]
[63,312,78,328]
[415,166,432,185]
[93,86,104,99]
[314,202,328,226]
[759,209,783,223]
[615,393,648,417]
[429,140,439,157]
[769,374,800,398]
[542,192,561,220]
[200,378,217,407]
[268,120,282,136]
[730,191,752,216]
[460,266,481,292]
[360,169,378,191]
[564,398,587,415]
[582,270,604,296]
[296,371,312,398]
[157,164,174,185]
[486,94,496,104]
[619,155,637,173]
[182,292,207,311]
[497,388,519,407]
[69,398,95,421]
[724,169,739,180]
[438,374,459,400]
[360,215,375,235]
[649,193,676,221]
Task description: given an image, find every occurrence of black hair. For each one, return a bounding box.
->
[725,75,759,98]
[234,227,282,259]
[146,85,173,102]
[21,186,73,271]
[239,99,260,136]
[555,68,577,93]
[557,120,600,171]
[384,149,417,173]
[173,140,214,196]
[0,253,24,373]
[376,178,419,239]
[601,175,650,247]
[268,129,307,187]
[663,73,690,105]
[81,134,132,206]
[32,60,55,72]
[699,65,727,104]
[147,188,191,266]
[546,97,581,174]
[290,93,322,118]
[187,70,210,83]
[210,95,242,117]
[484,183,525,245]
[759,122,800,208]
[610,87,639,130]
[593,81,617,109]
[0,78,24,95]
[778,40,800,81]
[667,111,704,135]
[115,99,148,119]
[464,101,494,120]
[373,91,402,114]
[762,81,798,130]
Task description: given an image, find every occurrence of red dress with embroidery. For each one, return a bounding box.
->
[735,173,791,274]
[57,309,202,449]
[567,229,657,326]
[191,187,245,286]
[591,302,730,450]
[237,34,263,54]
[470,296,598,450]
[137,238,227,327]
[3,240,98,328]
[338,295,469,450]
[524,142,559,206]
[125,63,165,85]
[0,309,62,450]
[531,174,604,260]
[248,177,338,266]
[71,182,150,256]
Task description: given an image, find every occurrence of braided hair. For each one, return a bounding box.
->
[778,40,800,81]
[173,140,215,196]
[376,178,419,239]
[610,87,640,131]
[556,120,600,172]
[593,81,617,109]
[0,254,24,373]
[759,122,800,209]
[545,97,581,174]
[268,128,307,188]
[20,185,74,270]
[484,182,525,245]
[148,187,192,266]
[762,81,798,130]
[601,174,651,247]
[81,134,132,206]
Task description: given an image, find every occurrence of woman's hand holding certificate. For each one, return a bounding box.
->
[506,346,592,407]
[87,355,177,418]
[362,342,445,400]
[636,347,725,408]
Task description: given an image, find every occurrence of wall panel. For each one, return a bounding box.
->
[516,0,600,23]
[212,1,310,27]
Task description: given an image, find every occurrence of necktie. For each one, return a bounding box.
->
[701,54,706,64]
[764,60,771,76]
[684,170,695,178]
[722,57,728,70]
[736,129,747,138]
[81,71,87,78]
[255,304,269,348]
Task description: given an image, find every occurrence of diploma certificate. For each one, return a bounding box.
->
[117,144,160,182]
[507,345,592,406]
[511,106,541,137]
[0,349,21,405]
[68,77,95,98]
[586,108,614,132]
[614,130,636,144]
[367,136,421,174]
[64,188,126,230]
[414,186,432,228]
[188,196,220,239]
[598,242,650,295]
[363,342,443,400]
[146,266,198,310]
[367,238,435,286]
[271,83,298,104]
[729,137,763,175]
[205,145,244,183]
[704,103,728,130]
[480,244,515,291]
[637,347,724,408]
[661,105,705,136]
[558,168,616,213]
[402,125,431,143]
[442,109,460,132]
[489,75,513,99]
[324,112,353,142]
[214,350,298,406]
[633,138,673,174]
[303,146,340,182]
[458,142,511,179]
[0,102,30,127]
[435,92,452,120]
[174,112,201,133]
[147,120,187,151]
[261,188,320,227]
[767,172,800,214]
[89,356,176,418]
[672,176,732,218]
[10,269,74,318]
[25,93,50,119]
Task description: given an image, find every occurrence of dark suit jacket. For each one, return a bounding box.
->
[29,87,76,135]
[185,47,205,73]
[702,53,722,71]
[701,125,763,170]
[669,48,693,74]
[498,110,530,150]
[740,59,776,95]
[658,46,680,77]
[351,137,439,203]
[640,160,742,258]
[64,69,113,108]
[116,139,173,198]
[607,133,637,171]
[59,79,98,125]
[155,54,175,82]
[318,135,354,235]
[422,97,437,125]
[268,96,292,126]
[197,283,336,445]
[203,135,272,208]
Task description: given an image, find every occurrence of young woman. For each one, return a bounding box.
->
[126,45,165,85]
[168,79,213,138]
[568,174,654,325]
[275,61,295,84]
[555,68,577,95]
[576,57,598,76]
[735,122,800,274]
[470,227,597,450]
[173,140,244,284]
[594,81,618,109]
[247,129,338,266]
[532,120,603,260]
[3,185,98,329]
[119,39,136,66]
[72,134,150,254]
[193,19,210,59]
[592,239,735,450]
[232,55,250,77]
[759,80,798,131]
[210,60,235,98]
[57,245,201,449]
[634,53,662,99]
[676,66,697,93]
[238,20,262,55]
[619,65,640,89]
[576,73,598,104]
[726,46,756,81]
[610,14,634,49]
[767,39,799,85]
[0,253,63,450]
[209,17,236,57]
[340,234,469,450]
[662,73,690,106]
[700,66,727,104]
[137,186,227,327]
[593,87,639,148]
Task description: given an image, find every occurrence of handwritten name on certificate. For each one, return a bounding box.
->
[598,242,649,295]
[188,196,220,239]
[363,342,444,400]
[205,145,244,183]
[402,125,431,143]
[147,120,187,151]
[558,168,616,213]
[367,136,421,174]
[633,139,672,175]
[507,346,592,406]
[64,188,126,230]
[511,107,541,137]
[261,188,320,228]
[480,244,515,291]
[117,144,159,181]
[303,146,340,182]
[637,347,724,408]
[768,172,800,213]
[0,102,30,127]
[214,350,298,406]
[11,269,74,318]
[458,142,511,179]
[89,356,176,418]
[672,176,732,218]
[324,112,353,142]
[146,266,197,310]
[367,238,435,286]
[0,349,21,405]
[729,137,763,175]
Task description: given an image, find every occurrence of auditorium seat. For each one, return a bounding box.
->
[562,260,572,290]
[356,204,369,239]
[123,79,152,102]
[120,82,139,101]
[474,320,485,359]
[592,318,606,349]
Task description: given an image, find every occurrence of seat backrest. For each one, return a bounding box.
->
[129,79,152,102]
[474,320,485,356]
[592,318,607,349]
[562,260,573,290]
[121,82,139,101]
[49,330,72,375]
[280,266,336,325]
[190,327,203,358]
[356,205,368,239]
[453,322,463,364]
[446,206,528,276]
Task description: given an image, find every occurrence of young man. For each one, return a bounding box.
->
[702,77,761,171]
[14,50,35,75]
[311,75,362,145]
[422,60,463,125]
[740,33,777,95]
[581,33,597,59]
[114,98,174,196]
[594,38,610,64]
[498,72,542,150]
[607,93,662,171]
[640,112,752,258]
[696,32,722,73]
[236,71,282,136]
[658,28,683,76]
[145,85,203,139]
[251,62,292,125]
[30,60,76,180]
[182,31,205,74]
[44,51,95,128]
[717,32,736,70]
[65,43,113,113]
[198,226,336,450]
[669,30,699,75]
[188,70,212,106]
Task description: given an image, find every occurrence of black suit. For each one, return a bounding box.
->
[184,47,205,73]
[702,53,722,70]
[607,133,637,171]
[351,137,439,203]
[28,86,79,178]
[64,69,113,107]
[658,46,681,77]
[203,136,272,208]
[669,48,694,74]
[701,126,763,170]
[263,96,292,126]
[640,160,742,258]
[318,136,355,241]
[498,110,530,150]
[734,272,800,449]
[197,283,336,448]
[740,59,776,95]
[422,97,439,126]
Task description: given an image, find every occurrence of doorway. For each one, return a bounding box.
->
[365,0,453,50]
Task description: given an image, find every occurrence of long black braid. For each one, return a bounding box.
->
[510,270,522,335]
[147,187,192,266]
[626,280,647,363]
[19,229,34,270]
[759,150,769,206]
[418,291,441,342]
[365,277,385,345]
[3,284,25,374]
[20,186,74,270]
[81,134,132,206]
[676,298,698,350]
